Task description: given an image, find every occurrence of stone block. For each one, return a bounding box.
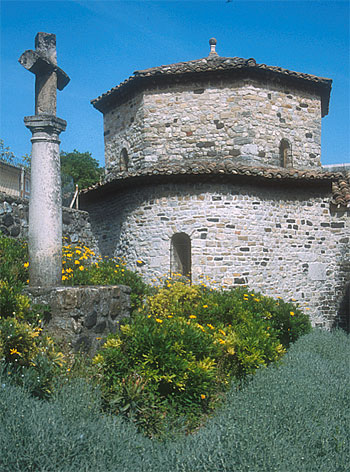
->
[308,263,327,281]
[25,285,131,355]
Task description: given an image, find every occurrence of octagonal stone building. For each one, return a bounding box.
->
[81,39,350,329]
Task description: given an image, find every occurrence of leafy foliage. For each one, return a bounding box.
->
[93,280,310,435]
[0,234,28,286]
[0,234,66,399]
[93,313,225,435]
[60,150,104,190]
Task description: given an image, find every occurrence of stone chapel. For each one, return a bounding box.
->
[80,39,350,330]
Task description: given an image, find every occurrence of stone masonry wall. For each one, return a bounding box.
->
[0,191,99,254]
[84,180,349,329]
[104,93,144,173]
[25,285,131,355]
[103,78,322,179]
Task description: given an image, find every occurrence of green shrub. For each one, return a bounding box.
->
[0,316,66,399]
[93,281,298,435]
[93,313,226,435]
[0,234,28,286]
[147,283,311,349]
[0,317,39,366]
[0,378,155,472]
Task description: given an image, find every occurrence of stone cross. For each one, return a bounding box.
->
[19,32,70,115]
[19,33,70,287]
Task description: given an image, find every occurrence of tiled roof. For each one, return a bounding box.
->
[331,171,350,208]
[91,51,332,116]
[80,160,349,208]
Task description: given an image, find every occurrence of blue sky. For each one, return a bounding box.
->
[1,0,349,167]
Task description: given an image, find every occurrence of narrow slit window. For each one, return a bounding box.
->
[120,148,129,171]
[279,139,292,168]
[171,233,191,279]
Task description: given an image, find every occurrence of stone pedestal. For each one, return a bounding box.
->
[24,115,66,286]
[25,285,131,355]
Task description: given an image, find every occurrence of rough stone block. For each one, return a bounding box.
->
[25,285,131,355]
[308,263,327,281]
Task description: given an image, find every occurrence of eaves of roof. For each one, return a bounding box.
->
[91,55,332,117]
[80,161,348,207]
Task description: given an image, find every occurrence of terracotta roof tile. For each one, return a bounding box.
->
[331,171,350,208]
[81,160,349,208]
[91,54,332,116]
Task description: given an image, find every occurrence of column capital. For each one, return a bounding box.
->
[24,114,67,135]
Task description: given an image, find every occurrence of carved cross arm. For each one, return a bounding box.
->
[19,49,70,91]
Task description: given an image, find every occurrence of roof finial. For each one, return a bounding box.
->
[209,38,218,57]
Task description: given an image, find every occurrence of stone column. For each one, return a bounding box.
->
[24,115,66,286]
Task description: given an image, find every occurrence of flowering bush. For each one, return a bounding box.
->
[92,279,308,435]
[0,316,66,399]
[93,312,226,435]
[61,241,149,311]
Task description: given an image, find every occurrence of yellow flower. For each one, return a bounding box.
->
[104,338,122,349]
[92,354,104,365]
[76,250,81,255]
[218,338,225,344]
[62,275,68,281]
[219,329,226,336]
[290,311,295,316]
[74,260,80,265]
[10,348,20,356]
[203,305,208,308]
[207,323,214,330]
[155,318,163,323]
[254,298,260,302]
[23,262,29,268]
[79,266,84,271]
[201,394,206,399]
[189,315,196,319]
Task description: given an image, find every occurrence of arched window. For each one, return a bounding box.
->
[170,233,191,279]
[279,139,292,168]
[120,148,129,171]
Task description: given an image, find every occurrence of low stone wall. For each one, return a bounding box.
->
[25,285,131,355]
[0,191,99,253]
